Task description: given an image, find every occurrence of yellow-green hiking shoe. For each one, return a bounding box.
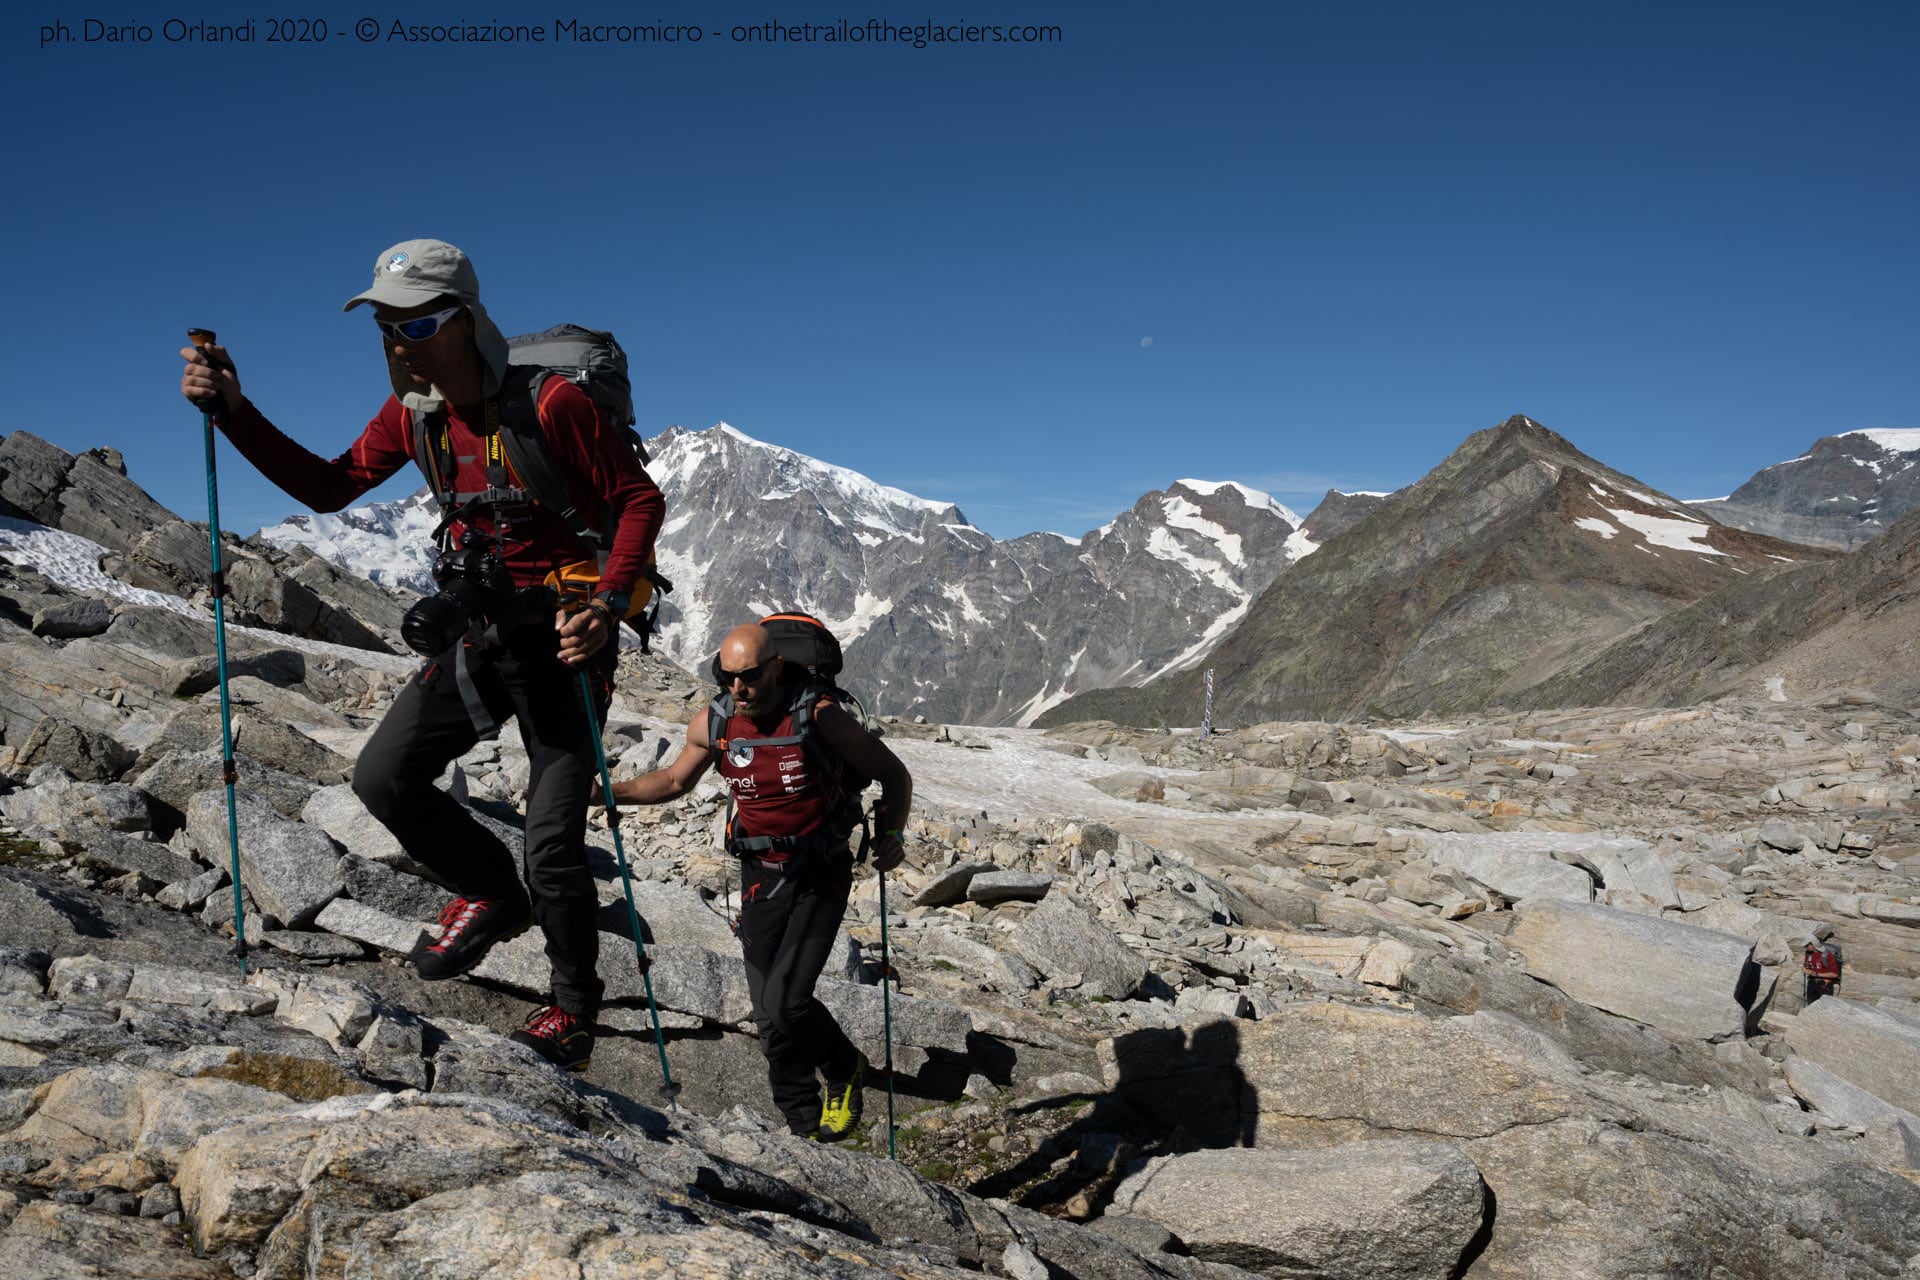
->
[816,1060,865,1142]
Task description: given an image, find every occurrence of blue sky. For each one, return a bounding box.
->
[4,2,1915,539]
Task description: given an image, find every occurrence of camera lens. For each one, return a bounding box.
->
[400,594,466,656]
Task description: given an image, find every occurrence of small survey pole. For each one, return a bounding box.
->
[1201,667,1215,737]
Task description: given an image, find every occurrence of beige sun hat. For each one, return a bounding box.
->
[345,239,509,406]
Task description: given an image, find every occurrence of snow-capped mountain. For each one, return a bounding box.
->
[1693,427,1920,551]
[258,490,441,594]
[253,423,1311,724]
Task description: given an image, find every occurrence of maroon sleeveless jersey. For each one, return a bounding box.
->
[715,707,829,840]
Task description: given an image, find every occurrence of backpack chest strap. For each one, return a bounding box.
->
[718,732,806,751]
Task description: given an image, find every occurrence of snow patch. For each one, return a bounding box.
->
[0,516,413,672]
[1144,527,1239,593]
[1283,526,1319,560]
[815,591,892,645]
[940,583,988,625]
[1143,599,1250,684]
[1843,427,1920,454]
[1573,517,1618,540]
[1161,495,1245,566]
[1605,507,1726,556]
[1174,479,1303,525]
[0,516,214,618]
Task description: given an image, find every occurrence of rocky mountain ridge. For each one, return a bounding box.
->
[1041,415,1838,729]
[1696,428,1920,552]
[257,423,1316,725]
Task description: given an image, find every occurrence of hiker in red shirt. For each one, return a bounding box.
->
[608,621,911,1140]
[179,239,665,1072]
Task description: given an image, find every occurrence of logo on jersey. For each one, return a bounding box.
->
[727,742,755,769]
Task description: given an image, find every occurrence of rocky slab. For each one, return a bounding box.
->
[1110,1141,1487,1280]
[1508,900,1762,1040]
[1785,996,1920,1115]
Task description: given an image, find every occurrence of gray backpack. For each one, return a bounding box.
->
[504,325,644,462]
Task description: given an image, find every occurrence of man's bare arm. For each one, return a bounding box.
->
[611,715,717,805]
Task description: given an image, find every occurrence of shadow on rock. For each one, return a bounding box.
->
[968,1018,1256,1218]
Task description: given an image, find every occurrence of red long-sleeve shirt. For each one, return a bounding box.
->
[219,380,665,596]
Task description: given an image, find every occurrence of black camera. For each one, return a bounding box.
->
[400,538,516,656]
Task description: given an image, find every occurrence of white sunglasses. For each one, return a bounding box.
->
[376,305,464,344]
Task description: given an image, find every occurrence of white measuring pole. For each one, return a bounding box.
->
[1201,667,1215,736]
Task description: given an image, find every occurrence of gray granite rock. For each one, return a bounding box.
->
[1559,840,1681,910]
[156,867,227,913]
[1786,997,1920,1115]
[48,955,133,1003]
[300,783,407,864]
[134,748,317,823]
[185,789,342,927]
[0,776,151,837]
[0,949,51,997]
[30,598,113,639]
[247,970,381,1049]
[912,861,995,908]
[356,1013,429,1090]
[161,648,308,697]
[1783,1054,1920,1145]
[1110,1141,1487,1280]
[816,978,975,1056]
[313,898,429,955]
[124,964,275,1015]
[338,853,448,921]
[966,870,1054,904]
[1009,892,1149,999]
[258,930,364,961]
[1427,843,1593,904]
[66,824,194,884]
[1508,900,1762,1040]
[1,716,136,782]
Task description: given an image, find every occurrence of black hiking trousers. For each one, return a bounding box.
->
[351,601,616,1019]
[739,852,863,1135]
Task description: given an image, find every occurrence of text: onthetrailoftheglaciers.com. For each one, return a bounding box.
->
[386,18,1064,46]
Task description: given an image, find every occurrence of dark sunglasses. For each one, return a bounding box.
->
[717,660,775,686]
[376,305,463,344]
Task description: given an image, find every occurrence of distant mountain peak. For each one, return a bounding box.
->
[1170,479,1303,526]
[1839,427,1920,454]
[1694,425,1920,551]
[256,422,1303,724]
[1039,413,1826,730]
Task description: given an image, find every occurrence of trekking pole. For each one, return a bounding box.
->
[573,660,679,1108]
[187,329,249,977]
[877,866,898,1160]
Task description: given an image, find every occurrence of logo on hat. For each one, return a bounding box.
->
[385,253,410,272]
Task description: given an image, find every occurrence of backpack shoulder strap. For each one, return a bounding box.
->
[495,369,602,557]
[790,683,844,788]
[408,406,457,511]
[707,693,734,751]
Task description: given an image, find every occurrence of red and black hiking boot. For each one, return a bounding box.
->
[413,896,531,981]
[510,1004,593,1072]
